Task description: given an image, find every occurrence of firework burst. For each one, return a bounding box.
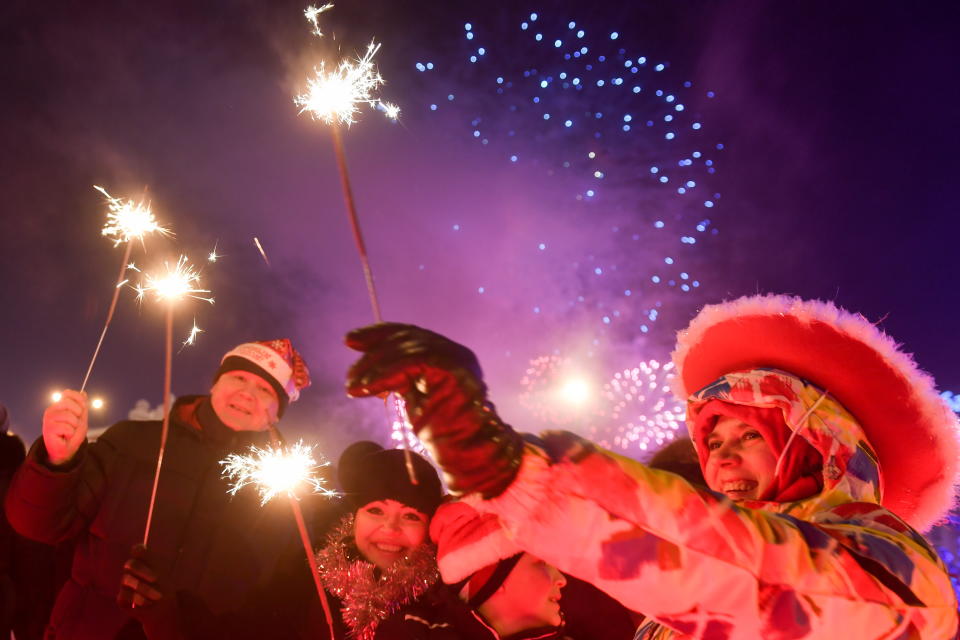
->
[599,360,685,454]
[221,441,336,506]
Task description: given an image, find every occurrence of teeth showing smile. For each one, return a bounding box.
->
[375,543,403,553]
[722,480,757,493]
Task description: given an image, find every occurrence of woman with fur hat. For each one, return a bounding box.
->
[345,295,960,639]
[312,441,445,640]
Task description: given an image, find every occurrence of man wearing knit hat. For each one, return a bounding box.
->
[5,339,314,640]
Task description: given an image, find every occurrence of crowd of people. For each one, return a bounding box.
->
[1,293,958,639]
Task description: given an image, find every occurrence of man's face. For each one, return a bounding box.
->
[703,415,779,501]
[210,370,280,432]
[352,499,429,570]
[482,553,566,631]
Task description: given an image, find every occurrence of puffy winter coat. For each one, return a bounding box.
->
[466,372,958,640]
[4,396,315,640]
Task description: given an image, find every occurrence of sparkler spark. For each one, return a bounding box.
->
[294,40,392,126]
[253,237,271,266]
[304,3,333,37]
[182,320,203,348]
[94,186,169,246]
[208,241,221,263]
[136,256,214,305]
[221,441,335,506]
[379,101,401,120]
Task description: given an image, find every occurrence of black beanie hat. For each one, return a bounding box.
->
[337,441,444,517]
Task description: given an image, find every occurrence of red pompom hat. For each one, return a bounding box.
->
[217,339,311,416]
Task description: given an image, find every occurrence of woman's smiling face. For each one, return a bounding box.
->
[703,415,779,501]
[353,499,429,569]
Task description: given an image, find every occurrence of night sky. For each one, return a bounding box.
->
[1,0,958,458]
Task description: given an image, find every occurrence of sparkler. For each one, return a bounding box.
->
[221,436,337,639]
[294,4,417,481]
[80,186,170,392]
[137,256,213,547]
[304,3,333,37]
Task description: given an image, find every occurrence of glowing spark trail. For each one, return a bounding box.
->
[208,241,221,263]
[304,3,333,37]
[221,441,335,506]
[379,101,401,120]
[253,237,271,266]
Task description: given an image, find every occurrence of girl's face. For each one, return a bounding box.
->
[482,554,566,632]
[353,499,429,570]
[703,415,778,501]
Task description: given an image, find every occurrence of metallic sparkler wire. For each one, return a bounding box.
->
[294,5,418,483]
[137,256,213,548]
[80,186,170,392]
[220,431,337,640]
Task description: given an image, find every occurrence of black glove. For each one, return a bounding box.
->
[346,323,524,498]
[117,544,181,638]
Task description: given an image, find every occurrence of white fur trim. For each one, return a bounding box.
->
[671,294,960,531]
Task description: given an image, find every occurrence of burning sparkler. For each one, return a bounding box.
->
[81,186,170,392]
[221,437,337,638]
[294,4,417,482]
[138,255,212,548]
[221,441,335,506]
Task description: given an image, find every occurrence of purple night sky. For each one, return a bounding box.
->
[1,0,958,459]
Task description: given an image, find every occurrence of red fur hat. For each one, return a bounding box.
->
[671,294,960,532]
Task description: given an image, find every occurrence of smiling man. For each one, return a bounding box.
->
[4,339,312,640]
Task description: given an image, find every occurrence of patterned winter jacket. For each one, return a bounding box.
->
[466,370,959,640]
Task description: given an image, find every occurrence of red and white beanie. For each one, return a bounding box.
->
[430,501,523,607]
[217,339,311,415]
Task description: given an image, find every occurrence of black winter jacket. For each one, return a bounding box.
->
[4,396,316,640]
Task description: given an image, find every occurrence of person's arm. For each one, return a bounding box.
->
[464,434,957,639]
[346,324,958,640]
[4,390,115,544]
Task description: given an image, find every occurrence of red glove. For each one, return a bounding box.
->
[346,323,524,498]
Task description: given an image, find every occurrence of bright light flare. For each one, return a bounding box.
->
[208,241,221,263]
[557,376,593,407]
[304,3,333,37]
[136,256,214,305]
[94,186,169,246]
[295,41,390,126]
[51,391,63,403]
[90,397,105,410]
[221,441,335,505]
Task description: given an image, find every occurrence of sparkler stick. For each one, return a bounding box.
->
[137,256,213,546]
[295,7,418,482]
[81,186,169,392]
[221,436,336,639]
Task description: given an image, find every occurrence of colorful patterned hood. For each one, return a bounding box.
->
[687,368,884,517]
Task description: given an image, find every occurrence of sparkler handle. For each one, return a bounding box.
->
[330,126,383,323]
[143,305,174,547]
[81,241,134,392]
